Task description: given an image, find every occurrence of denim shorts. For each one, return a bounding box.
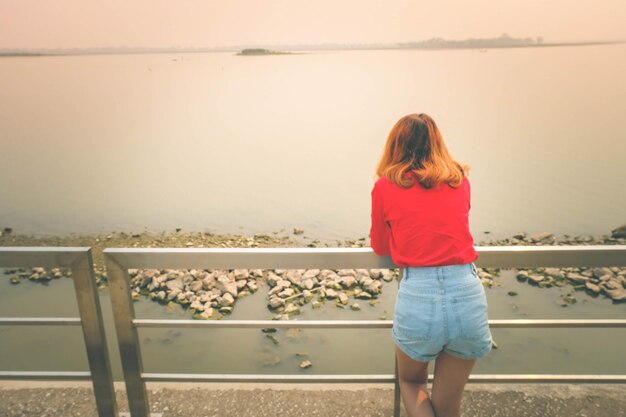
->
[392,262,493,362]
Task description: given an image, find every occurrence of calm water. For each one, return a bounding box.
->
[1,46,625,379]
[1,45,625,241]
[0,269,625,379]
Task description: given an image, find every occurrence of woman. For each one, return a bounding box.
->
[370,113,492,417]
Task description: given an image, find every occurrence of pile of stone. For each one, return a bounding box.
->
[515,266,626,302]
[128,268,262,319]
[475,226,626,303]
[127,267,398,320]
[264,268,396,318]
[3,267,70,284]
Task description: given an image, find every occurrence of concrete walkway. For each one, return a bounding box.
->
[0,382,625,417]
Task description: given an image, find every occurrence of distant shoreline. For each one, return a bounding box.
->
[1,40,624,58]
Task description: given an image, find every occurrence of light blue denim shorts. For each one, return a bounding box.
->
[392,262,493,362]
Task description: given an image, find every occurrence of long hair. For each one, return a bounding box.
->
[375,113,469,189]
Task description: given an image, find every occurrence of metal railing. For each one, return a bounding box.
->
[0,247,117,417]
[104,245,626,417]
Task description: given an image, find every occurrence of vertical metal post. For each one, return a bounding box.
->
[71,249,118,417]
[105,254,150,417]
[393,267,403,417]
[393,354,401,417]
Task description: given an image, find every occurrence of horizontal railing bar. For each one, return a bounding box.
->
[142,373,395,383]
[468,374,626,383]
[0,247,90,268]
[105,247,396,269]
[141,373,626,383]
[104,245,626,269]
[134,319,392,329]
[489,319,626,328]
[0,317,82,326]
[0,371,91,380]
[133,319,626,329]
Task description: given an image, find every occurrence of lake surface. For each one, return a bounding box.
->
[1,45,625,241]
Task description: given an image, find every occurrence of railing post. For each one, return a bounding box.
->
[393,353,401,417]
[105,254,150,417]
[71,249,118,417]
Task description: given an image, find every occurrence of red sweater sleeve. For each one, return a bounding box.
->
[370,181,391,256]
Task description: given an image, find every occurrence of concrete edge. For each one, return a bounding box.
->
[0,381,624,399]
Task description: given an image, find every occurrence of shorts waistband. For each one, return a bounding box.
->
[404,262,476,279]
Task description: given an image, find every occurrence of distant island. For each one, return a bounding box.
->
[237,48,293,56]
[2,35,624,57]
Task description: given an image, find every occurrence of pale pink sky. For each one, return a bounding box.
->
[2,0,625,49]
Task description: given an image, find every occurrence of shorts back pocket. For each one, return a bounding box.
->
[393,293,436,341]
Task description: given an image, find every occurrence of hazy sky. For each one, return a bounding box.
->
[2,0,625,49]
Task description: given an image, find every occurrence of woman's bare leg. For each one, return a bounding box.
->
[395,346,436,417]
[430,351,476,417]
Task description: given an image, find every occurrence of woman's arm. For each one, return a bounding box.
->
[370,182,391,256]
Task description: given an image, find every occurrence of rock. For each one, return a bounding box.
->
[268,296,285,309]
[220,293,235,307]
[267,273,282,287]
[507,291,518,296]
[604,278,622,290]
[236,280,247,289]
[369,269,383,279]
[340,276,357,288]
[359,276,374,287]
[544,268,565,279]
[233,269,249,280]
[9,277,20,284]
[566,273,589,284]
[356,291,372,299]
[365,280,382,294]
[299,360,312,369]
[527,274,544,284]
[516,271,529,282]
[166,278,183,291]
[283,303,300,315]
[202,274,216,290]
[381,270,393,282]
[293,227,304,235]
[190,280,203,292]
[302,269,320,280]
[189,300,204,311]
[284,270,303,285]
[216,276,238,298]
[246,281,258,292]
[529,232,554,243]
[300,278,315,290]
[218,306,233,314]
[324,288,338,298]
[196,308,213,320]
[350,303,361,311]
[512,232,526,240]
[603,288,626,301]
[278,288,295,298]
[311,301,322,309]
[611,224,626,239]
[585,283,601,294]
[338,292,349,304]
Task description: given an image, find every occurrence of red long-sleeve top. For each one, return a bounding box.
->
[370,174,478,267]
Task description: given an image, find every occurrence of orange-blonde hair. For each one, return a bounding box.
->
[375,113,469,189]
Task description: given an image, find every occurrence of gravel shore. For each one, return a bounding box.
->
[1,382,625,417]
